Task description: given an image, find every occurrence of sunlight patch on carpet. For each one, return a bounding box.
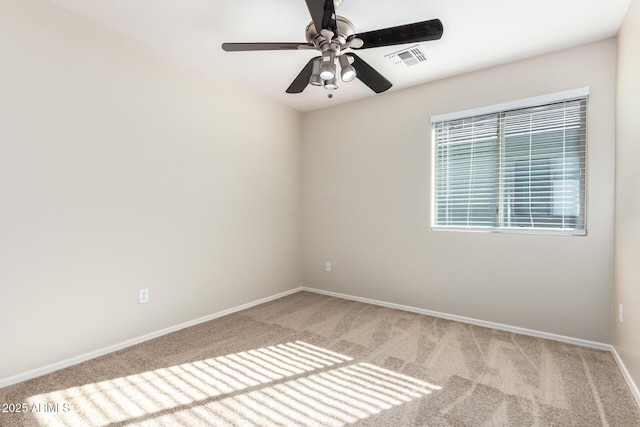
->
[27,341,441,426]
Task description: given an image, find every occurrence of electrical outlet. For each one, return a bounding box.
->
[325,262,331,272]
[139,288,149,304]
[619,304,624,323]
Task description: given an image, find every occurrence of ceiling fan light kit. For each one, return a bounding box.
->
[324,76,339,90]
[309,59,323,86]
[221,0,443,95]
[339,54,357,82]
[319,50,337,80]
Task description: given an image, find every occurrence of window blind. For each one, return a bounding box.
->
[432,93,587,234]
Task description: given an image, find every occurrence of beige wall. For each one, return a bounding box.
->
[302,39,617,343]
[0,0,301,380]
[615,0,640,390]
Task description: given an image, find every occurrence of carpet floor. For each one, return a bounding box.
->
[1,291,639,426]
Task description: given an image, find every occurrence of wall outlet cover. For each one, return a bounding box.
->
[139,289,149,304]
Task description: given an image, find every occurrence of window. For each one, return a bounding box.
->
[432,89,587,234]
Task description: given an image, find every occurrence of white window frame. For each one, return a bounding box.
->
[430,88,589,236]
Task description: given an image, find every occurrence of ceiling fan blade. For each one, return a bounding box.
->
[305,0,337,34]
[347,53,392,94]
[286,57,320,94]
[352,19,443,50]
[222,42,313,52]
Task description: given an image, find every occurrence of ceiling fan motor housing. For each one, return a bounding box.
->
[305,16,356,49]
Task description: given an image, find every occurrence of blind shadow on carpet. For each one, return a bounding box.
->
[24,341,442,426]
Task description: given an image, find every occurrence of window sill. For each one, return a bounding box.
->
[430,226,587,236]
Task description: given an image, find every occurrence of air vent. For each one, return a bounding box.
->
[385,44,428,67]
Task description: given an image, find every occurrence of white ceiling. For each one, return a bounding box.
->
[48,0,630,112]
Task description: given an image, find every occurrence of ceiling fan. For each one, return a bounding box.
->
[222,0,443,94]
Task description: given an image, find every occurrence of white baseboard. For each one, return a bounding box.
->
[301,287,611,351]
[610,346,640,409]
[0,287,303,389]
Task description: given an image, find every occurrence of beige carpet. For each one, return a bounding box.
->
[1,291,639,426]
